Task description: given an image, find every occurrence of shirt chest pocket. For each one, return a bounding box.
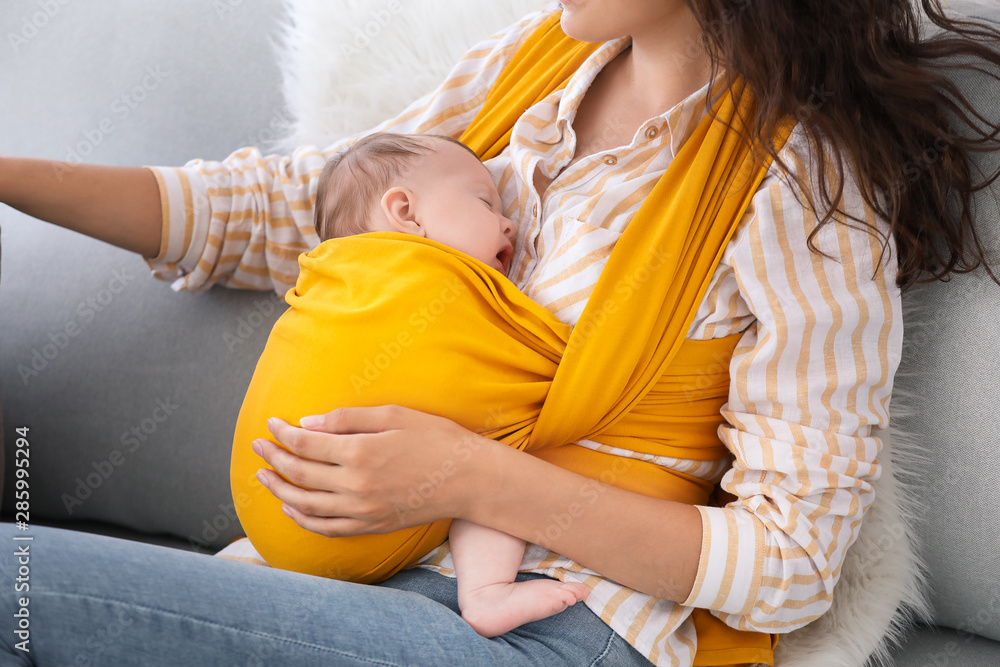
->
[522,218,623,326]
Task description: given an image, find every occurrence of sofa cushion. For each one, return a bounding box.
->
[892,0,1000,644]
[890,625,1000,667]
[0,222,287,551]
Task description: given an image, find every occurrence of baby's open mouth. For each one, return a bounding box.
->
[497,243,514,274]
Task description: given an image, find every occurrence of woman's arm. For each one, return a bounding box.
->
[462,432,707,602]
[0,157,161,257]
[142,6,556,295]
[254,407,705,603]
[678,134,903,631]
[1,6,556,293]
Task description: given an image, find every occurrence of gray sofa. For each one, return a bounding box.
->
[1,1,998,664]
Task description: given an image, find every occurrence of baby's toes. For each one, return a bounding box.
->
[560,582,590,604]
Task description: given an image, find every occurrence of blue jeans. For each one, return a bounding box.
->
[0,523,653,666]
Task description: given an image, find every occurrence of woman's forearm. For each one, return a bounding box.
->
[257,409,704,602]
[0,157,162,258]
[463,441,703,603]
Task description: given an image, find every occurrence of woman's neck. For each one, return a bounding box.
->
[623,12,714,117]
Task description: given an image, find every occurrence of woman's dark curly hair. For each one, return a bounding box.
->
[687,0,1000,290]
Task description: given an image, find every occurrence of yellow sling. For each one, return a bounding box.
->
[232,11,792,666]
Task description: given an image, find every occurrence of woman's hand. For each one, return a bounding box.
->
[255,405,706,602]
[252,405,499,538]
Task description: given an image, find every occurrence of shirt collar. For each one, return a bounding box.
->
[540,35,729,158]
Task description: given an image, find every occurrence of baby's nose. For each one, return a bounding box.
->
[502,215,518,239]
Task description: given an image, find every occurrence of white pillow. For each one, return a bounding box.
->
[273,0,544,151]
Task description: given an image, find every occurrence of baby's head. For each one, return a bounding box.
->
[314,132,517,275]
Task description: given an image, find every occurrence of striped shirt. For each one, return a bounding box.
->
[149,4,902,665]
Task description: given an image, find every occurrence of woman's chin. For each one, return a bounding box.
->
[559,8,624,44]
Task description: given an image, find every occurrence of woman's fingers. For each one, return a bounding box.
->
[254,430,396,529]
[262,406,412,465]
[255,467,332,514]
[279,503,369,538]
[254,438,342,492]
[257,469,359,537]
[254,405,496,533]
[295,404,413,434]
[264,416,368,466]
[257,467,346,519]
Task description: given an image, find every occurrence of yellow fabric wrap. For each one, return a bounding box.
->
[231,10,792,666]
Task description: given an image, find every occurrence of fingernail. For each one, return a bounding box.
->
[299,415,323,429]
[252,440,263,457]
[267,418,278,433]
[256,470,270,488]
[280,504,294,518]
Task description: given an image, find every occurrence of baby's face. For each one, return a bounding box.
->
[407,139,518,275]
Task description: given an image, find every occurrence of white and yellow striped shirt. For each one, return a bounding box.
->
[149,4,902,665]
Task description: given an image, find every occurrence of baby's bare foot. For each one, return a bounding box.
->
[459,579,590,638]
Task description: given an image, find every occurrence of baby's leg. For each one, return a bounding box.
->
[450,519,590,638]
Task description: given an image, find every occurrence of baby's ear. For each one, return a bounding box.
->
[380,187,424,236]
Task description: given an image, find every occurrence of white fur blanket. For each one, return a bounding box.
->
[269,2,931,664]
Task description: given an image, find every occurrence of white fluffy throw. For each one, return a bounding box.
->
[272,1,931,664]
[273,0,543,151]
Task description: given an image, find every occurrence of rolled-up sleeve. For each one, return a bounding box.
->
[144,4,559,295]
[682,133,904,632]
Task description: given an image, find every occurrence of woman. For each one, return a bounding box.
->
[2,1,999,665]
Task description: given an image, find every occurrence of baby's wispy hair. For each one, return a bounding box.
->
[314,132,477,241]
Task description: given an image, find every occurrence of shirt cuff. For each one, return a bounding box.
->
[682,505,765,616]
[142,166,210,292]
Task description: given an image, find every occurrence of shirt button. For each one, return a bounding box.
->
[532,203,538,217]
[646,126,659,140]
[603,155,617,166]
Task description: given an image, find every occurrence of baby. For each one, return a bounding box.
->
[314,132,515,277]
[311,132,589,637]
